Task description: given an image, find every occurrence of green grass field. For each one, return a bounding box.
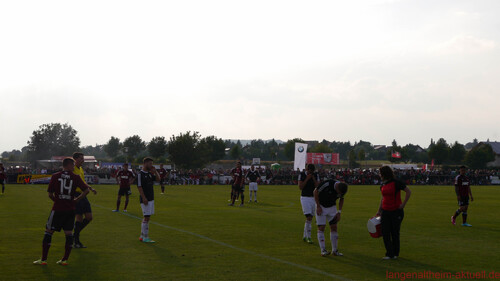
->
[0,184,499,281]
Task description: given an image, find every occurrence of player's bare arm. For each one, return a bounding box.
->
[89,185,97,195]
[48,192,55,202]
[74,188,90,202]
[312,174,319,188]
[376,198,383,216]
[314,188,322,215]
[469,188,474,201]
[150,167,160,182]
[399,187,411,209]
[298,174,312,190]
[138,186,148,205]
[455,184,460,201]
[335,197,344,222]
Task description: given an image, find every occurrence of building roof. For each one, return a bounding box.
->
[479,141,500,155]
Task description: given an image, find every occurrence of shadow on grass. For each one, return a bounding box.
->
[330,251,455,279]
[63,249,101,281]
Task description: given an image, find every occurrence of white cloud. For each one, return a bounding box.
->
[431,35,496,55]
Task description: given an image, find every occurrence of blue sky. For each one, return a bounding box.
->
[1,0,499,152]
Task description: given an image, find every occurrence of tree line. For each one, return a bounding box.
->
[1,123,497,169]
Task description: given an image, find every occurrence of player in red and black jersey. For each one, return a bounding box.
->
[0,163,6,194]
[228,161,245,207]
[451,166,474,227]
[33,158,91,266]
[158,164,168,194]
[113,163,135,212]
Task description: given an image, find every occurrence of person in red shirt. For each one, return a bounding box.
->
[228,161,245,207]
[375,166,411,260]
[113,163,136,212]
[33,158,91,266]
[451,166,474,227]
[158,164,168,194]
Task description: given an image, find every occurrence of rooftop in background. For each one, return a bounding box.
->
[50,156,98,163]
[479,142,500,155]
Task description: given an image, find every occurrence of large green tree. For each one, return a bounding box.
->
[465,143,495,169]
[123,135,146,161]
[198,135,226,163]
[104,136,122,158]
[284,138,305,160]
[309,143,333,153]
[229,144,242,160]
[428,138,450,164]
[168,132,226,169]
[147,136,168,159]
[449,141,466,164]
[27,123,80,163]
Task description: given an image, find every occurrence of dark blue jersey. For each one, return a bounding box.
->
[316,180,343,208]
[138,170,155,203]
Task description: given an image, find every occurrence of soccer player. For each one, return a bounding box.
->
[246,165,261,203]
[72,152,97,249]
[451,166,474,227]
[376,166,411,260]
[113,163,135,212]
[298,164,320,244]
[158,164,168,194]
[33,157,91,266]
[138,157,160,243]
[0,163,5,194]
[314,179,348,257]
[228,161,245,207]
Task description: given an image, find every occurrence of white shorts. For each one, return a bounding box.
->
[316,205,337,226]
[300,196,316,217]
[140,200,155,216]
[249,182,258,191]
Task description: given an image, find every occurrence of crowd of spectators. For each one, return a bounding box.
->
[3,164,499,186]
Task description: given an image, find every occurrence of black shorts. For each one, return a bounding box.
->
[46,210,75,232]
[75,195,92,215]
[458,196,469,206]
[160,178,166,185]
[0,179,4,184]
[232,184,244,192]
[118,187,132,196]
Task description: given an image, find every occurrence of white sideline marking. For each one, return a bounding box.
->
[93,203,351,281]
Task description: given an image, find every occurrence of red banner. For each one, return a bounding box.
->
[391,151,401,159]
[306,153,340,165]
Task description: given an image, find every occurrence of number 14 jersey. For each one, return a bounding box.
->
[47,171,88,211]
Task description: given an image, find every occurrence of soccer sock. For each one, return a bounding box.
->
[116,199,121,210]
[240,192,244,203]
[304,220,312,238]
[462,212,468,224]
[317,231,326,251]
[124,198,129,210]
[331,231,339,252]
[1,184,4,193]
[42,232,52,260]
[82,218,90,229]
[74,221,83,242]
[141,220,149,238]
[63,235,73,260]
[454,209,461,218]
[249,191,252,201]
[161,186,165,193]
[254,192,257,201]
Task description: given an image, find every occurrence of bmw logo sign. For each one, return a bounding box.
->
[297,146,304,153]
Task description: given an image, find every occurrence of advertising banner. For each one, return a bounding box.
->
[306,153,340,165]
